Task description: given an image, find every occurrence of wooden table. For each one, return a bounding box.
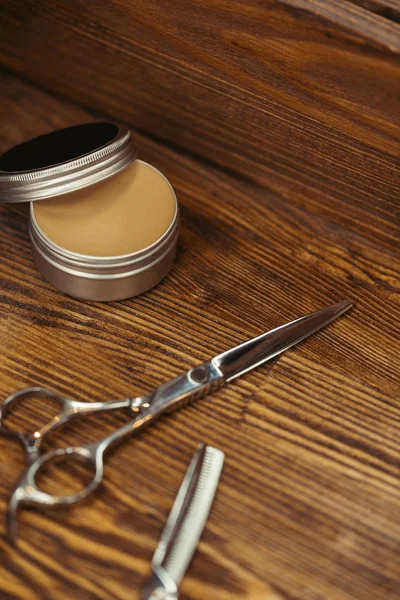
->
[0,3,399,596]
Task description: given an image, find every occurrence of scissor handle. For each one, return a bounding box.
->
[8,441,105,543]
[0,387,76,461]
[0,386,137,464]
[7,361,226,544]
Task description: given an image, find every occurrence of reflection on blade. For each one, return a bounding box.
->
[213,299,352,382]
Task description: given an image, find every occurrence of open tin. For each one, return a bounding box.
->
[0,123,179,301]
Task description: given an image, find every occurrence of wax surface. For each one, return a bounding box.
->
[33,161,176,256]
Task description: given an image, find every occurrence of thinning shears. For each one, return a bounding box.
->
[0,300,352,543]
[142,443,225,600]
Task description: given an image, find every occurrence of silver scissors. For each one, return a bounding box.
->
[0,300,352,543]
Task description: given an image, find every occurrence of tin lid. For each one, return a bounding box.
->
[0,122,137,203]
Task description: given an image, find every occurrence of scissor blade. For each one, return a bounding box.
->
[212,299,352,382]
[142,445,224,599]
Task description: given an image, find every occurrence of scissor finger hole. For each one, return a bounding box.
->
[1,388,65,436]
[34,452,96,497]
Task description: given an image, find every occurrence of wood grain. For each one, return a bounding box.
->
[344,0,400,22]
[0,0,399,256]
[0,69,399,599]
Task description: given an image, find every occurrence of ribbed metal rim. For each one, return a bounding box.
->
[30,223,180,281]
[0,123,137,203]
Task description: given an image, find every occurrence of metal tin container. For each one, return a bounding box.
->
[0,123,179,301]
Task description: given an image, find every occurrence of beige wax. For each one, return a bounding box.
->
[33,161,176,256]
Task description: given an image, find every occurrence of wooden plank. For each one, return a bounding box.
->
[0,70,399,600]
[344,0,400,22]
[284,0,400,47]
[0,0,399,255]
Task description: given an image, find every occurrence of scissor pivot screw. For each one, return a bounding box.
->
[189,366,209,384]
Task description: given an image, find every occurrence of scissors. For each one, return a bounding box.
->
[142,443,224,600]
[0,299,352,543]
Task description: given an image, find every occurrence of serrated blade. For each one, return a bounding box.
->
[148,444,224,593]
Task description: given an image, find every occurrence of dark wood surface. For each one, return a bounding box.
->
[0,67,399,600]
[345,0,400,20]
[1,0,399,256]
